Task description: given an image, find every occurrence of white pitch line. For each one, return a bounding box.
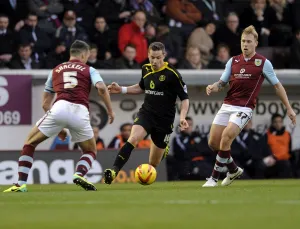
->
[0,200,300,205]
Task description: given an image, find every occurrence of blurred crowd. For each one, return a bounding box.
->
[1,0,300,70]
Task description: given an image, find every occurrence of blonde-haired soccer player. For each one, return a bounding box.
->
[202,25,296,187]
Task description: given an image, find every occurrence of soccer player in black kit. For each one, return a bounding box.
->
[104,42,190,184]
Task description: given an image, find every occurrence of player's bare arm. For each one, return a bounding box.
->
[179,99,189,131]
[274,82,296,125]
[95,82,115,124]
[42,91,55,112]
[206,80,227,95]
[108,82,144,94]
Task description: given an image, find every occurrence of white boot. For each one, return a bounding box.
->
[221,167,243,186]
[202,177,218,187]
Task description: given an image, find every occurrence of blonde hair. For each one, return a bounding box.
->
[242,25,258,41]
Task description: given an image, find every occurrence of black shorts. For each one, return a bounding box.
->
[133,111,173,149]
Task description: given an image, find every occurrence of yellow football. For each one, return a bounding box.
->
[135,164,157,185]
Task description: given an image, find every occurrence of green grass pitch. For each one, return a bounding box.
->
[1,180,300,229]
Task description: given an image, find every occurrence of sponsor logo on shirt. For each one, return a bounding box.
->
[234,68,251,78]
[145,90,164,96]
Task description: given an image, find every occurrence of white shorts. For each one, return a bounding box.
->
[212,104,253,129]
[36,100,93,142]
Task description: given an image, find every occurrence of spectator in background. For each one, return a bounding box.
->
[90,17,116,60]
[268,0,293,46]
[87,44,106,69]
[165,0,202,42]
[187,22,216,66]
[18,12,52,63]
[44,42,68,68]
[115,44,140,69]
[118,11,148,64]
[129,0,162,24]
[179,46,204,69]
[96,0,131,31]
[28,0,64,36]
[214,12,241,56]
[108,123,132,149]
[55,10,88,49]
[290,29,300,68]
[9,43,41,69]
[62,0,96,32]
[264,113,293,178]
[239,0,278,46]
[193,0,223,24]
[171,117,213,180]
[74,126,105,151]
[230,119,272,178]
[0,0,28,30]
[0,15,15,68]
[208,44,230,69]
[155,24,182,66]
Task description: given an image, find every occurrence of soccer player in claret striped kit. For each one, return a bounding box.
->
[202,25,297,187]
[3,40,115,192]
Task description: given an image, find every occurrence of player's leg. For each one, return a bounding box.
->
[71,137,98,191]
[149,131,170,167]
[67,103,98,190]
[203,105,230,187]
[220,110,252,186]
[219,122,244,186]
[3,111,60,192]
[104,124,148,184]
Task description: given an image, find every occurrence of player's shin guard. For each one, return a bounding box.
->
[227,156,238,173]
[75,151,96,177]
[18,144,35,186]
[211,150,232,180]
[113,142,135,172]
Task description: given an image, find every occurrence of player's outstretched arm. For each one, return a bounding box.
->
[206,80,227,95]
[42,92,55,112]
[96,82,115,124]
[206,58,232,95]
[108,82,144,95]
[274,82,296,125]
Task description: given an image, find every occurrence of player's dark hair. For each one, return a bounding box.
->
[148,42,165,53]
[120,123,132,131]
[271,113,283,122]
[124,43,136,51]
[70,40,90,57]
[186,116,193,121]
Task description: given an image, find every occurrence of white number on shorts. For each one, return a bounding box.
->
[63,71,78,89]
[164,134,171,144]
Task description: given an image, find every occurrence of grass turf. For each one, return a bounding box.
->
[0,180,300,229]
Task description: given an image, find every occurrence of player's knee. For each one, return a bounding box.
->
[208,139,219,152]
[220,134,234,149]
[128,135,140,147]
